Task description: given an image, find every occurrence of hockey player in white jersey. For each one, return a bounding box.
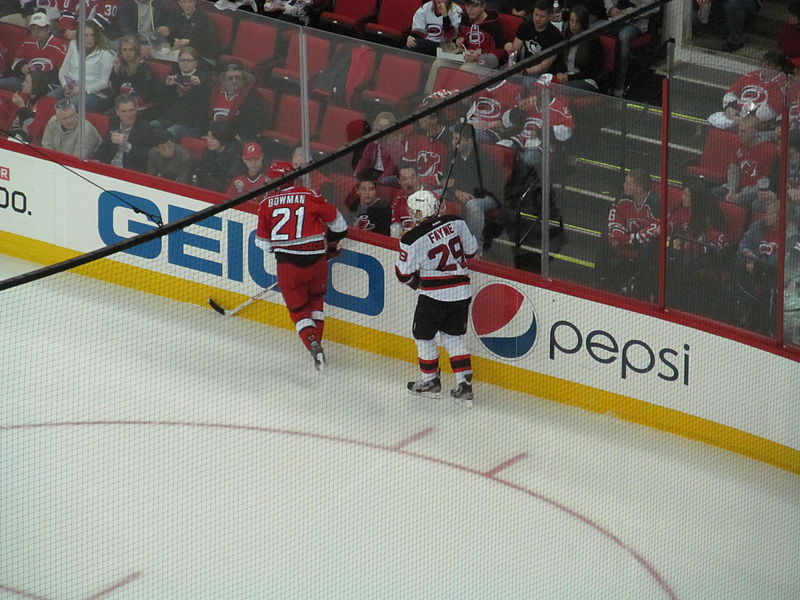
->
[394,190,479,407]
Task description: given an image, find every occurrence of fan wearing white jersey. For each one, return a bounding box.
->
[395,190,479,407]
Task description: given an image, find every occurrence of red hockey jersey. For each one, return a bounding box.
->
[12,34,68,74]
[608,195,659,258]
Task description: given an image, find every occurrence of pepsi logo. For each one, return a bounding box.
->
[471,282,537,359]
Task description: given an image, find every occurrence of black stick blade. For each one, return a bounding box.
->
[208,298,227,316]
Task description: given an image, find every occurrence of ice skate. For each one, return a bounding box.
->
[309,339,326,372]
[407,376,441,399]
[450,376,474,408]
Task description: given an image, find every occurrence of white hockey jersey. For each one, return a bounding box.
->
[395,215,479,302]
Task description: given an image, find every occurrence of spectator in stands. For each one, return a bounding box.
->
[147,128,193,183]
[161,0,218,60]
[734,188,780,333]
[196,120,242,193]
[208,62,264,142]
[351,178,392,236]
[407,1,463,57]
[291,146,331,198]
[41,97,103,157]
[95,93,159,172]
[353,111,405,184]
[504,0,563,76]
[780,1,800,61]
[466,79,519,143]
[721,0,763,53]
[0,12,67,91]
[604,0,651,96]
[261,0,323,26]
[715,115,779,211]
[599,168,660,298]
[445,123,500,249]
[392,166,424,236]
[2,71,49,141]
[708,51,787,131]
[150,46,211,140]
[402,102,452,191]
[226,141,267,196]
[553,4,603,91]
[49,22,114,113]
[116,0,173,57]
[456,0,507,69]
[88,0,124,41]
[562,0,606,24]
[109,35,163,113]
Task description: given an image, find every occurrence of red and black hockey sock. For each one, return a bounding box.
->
[450,354,473,384]
[296,318,319,351]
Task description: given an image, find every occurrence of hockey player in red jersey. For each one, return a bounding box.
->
[395,190,479,407]
[255,161,348,370]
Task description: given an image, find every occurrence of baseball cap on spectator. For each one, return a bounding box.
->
[242,142,262,160]
[29,12,50,27]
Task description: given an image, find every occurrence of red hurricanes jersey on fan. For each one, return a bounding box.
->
[13,35,68,74]
[402,130,448,188]
[734,141,778,188]
[467,80,521,128]
[727,70,785,118]
[256,185,338,255]
[608,196,659,258]
[395,214,478,302]
[503,96,574,147]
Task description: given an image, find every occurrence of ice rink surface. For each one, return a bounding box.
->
[1,256,798,599]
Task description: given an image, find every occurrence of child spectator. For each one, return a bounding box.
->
[406,1,463,57]
[50,22,114,113]
[147,128,194,183]
[150,46,211,140]
[351,178,392,236]
[196,120,242,192]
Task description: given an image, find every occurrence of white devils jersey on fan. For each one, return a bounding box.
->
[395,215,479,302]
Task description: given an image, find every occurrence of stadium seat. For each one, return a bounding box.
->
[204,6,235,53]
[0,22,29,57]
[497,12,523,44]
[360,54,423,108]
[254,86,277,123]
[180,136,207,161]
[362,0,420,45]
[218,19,278,77]
[27,96,57,145]
[270,31,331,86]
[431,67,480,93]
[310,105,367,157]
[686,128,738,182]
[318,0,378,35]
[718,200,749,245]
[85,111,109,139]
[145,59,172,82]
[260,94,320,149]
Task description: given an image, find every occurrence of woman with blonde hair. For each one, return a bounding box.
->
[353,111,406,183]
[50,21,115,112]
[109,35,162,112]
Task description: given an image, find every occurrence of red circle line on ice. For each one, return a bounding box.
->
[2,421,677,600]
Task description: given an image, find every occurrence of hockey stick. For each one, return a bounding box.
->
[208,281,278,317]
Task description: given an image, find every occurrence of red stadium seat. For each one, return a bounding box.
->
[361,54,423,108]
[718,200,749,245]
[180,136,207,161]
[362,0,420,44]
[204,7,235,53]
[271,31,331,85]
[260,94,320,149]
[0,88,15,131]
[27,96,56,145]
[686,128,739,183]
[318,0,378,35]
[85,111,109,139]
[310,105,367,157]
[0,22,29,57]
[145,59,173,82]
[497,12,523,44]
[431,66,480,93]
[218,19,278,76]
[254,86,277,124]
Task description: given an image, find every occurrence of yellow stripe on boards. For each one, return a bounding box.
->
[2,231,798,475]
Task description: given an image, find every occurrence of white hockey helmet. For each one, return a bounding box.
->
[406,190,440,222]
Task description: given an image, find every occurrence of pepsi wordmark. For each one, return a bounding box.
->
[97,192,385,317]
[550,320,691,386]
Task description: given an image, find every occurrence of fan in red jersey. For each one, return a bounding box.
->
[255,161,347,371]
[227,142,268,198]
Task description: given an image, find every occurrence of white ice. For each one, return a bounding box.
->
[0,255,798,599]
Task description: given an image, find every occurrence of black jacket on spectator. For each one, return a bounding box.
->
[197,140,243,192]
[166,10,218,59]
[160,61,212,130]
[95,117,160,173]
[208,76,265,141]
[556,34,604,83]
[110,61,164,110]
[117,0,174,42]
